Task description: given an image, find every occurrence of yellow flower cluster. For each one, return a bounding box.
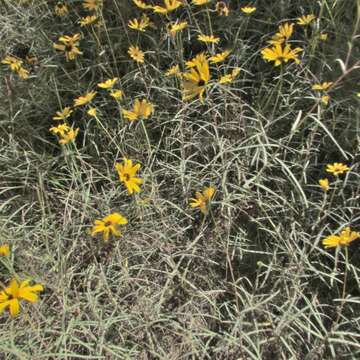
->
[261,22,303,66]
[1,55,29,79]
[318,162,350,192]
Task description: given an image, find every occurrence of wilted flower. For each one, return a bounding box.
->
[128,45,145,63]
[0,279,43,317]
[54,2,68,16]
[25,54,37,65]
[122,99,154,121]
[319,178,329,191]
[297,14,316,25]
[190,186,215,214]
[215,1,229,16]
[261,43,302,66]
[323,227,360,249]
[115,158,143,194]
[52,107,73,121]
[326,162,350,176]
[91,212,128,241]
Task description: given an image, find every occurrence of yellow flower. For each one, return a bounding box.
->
[268,22,294,45]
[182,53,210,102]
[215,1,229,16]
[110,90,124,99]
[0,244,10,257]
[241,6,256,14]
[0,279,43,317]
[323,227,360,249]
[91,212,128,241]
[153,0,183,14]
[168,21,188,36]
[87,107,97,117]
[53,33,82,61]
[132,0,153,9]
[115,158,143,194]
[128,14,151,32]
[312,82,333,91]
[319,178,329,191]
[122,99,154,121]
[261,43,303,66]
[319,33,328,41]
[16,67,29,79]
[185,52,207,68]
[128,45,145,63]
[54,2,68,16]
[1,55,29,79]
[165,64,181,77]
[209,50,231,63]
[218,67,241,84]
[74,91,97,106]
[79,15,98,26]
[297,14,316,25]
[192,0,210,5]
[52,107,73,121]
[321,95,330,105]
[2,55,23,72]
[326,162,350,176]
[57,34,81,43]
[197,34,220,43]
[189,186,215,214]
[97,77,118,89]
[83,0,102,10]
[49,123,79,145]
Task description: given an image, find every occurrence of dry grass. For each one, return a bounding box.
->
[1,0,360,359]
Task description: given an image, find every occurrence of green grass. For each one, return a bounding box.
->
[1,0,360,358]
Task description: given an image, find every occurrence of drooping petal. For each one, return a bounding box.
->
[9,299,20,317]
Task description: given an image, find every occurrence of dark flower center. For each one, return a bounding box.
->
[104,221,112,227]
[123,173,131,181]
[65,44,73,52]
[197,79,205,86]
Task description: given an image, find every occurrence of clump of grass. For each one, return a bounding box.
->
[1,0,360,358]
